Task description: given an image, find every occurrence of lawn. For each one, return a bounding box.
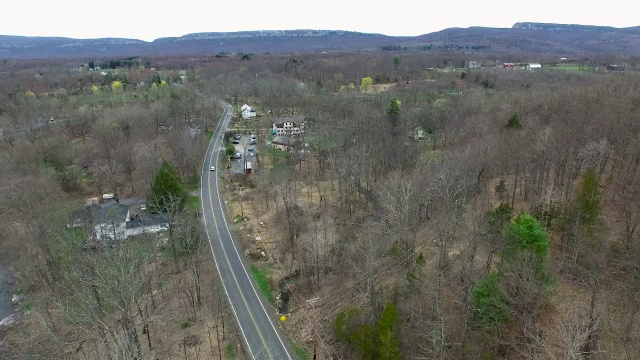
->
[292,341,310,360]
[250,264,275,304]
[548,65,591,73]
[186,195,200,211]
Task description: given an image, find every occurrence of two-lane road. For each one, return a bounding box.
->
[200,103,293,360]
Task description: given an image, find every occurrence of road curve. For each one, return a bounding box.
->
[200,103,293,360]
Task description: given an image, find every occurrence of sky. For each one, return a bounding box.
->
[2,0,638,41]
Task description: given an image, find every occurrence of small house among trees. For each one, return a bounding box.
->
[72,200,169,248]
[272,117,304,137]
[241,104,257,120]
[468,61,482,69]
[411,126,430,141]
[272,135,301,151]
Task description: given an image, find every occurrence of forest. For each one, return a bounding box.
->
[0,51,639,360]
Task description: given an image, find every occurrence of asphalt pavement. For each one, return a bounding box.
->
[200,103,293,360]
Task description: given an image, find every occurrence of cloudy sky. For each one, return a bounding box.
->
[2,0,637,41]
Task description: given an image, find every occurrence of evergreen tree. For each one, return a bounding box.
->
[472,273,511,333]
[505,112,522,130]
[393,57,400,71]
[387,98,401,131]
[377,302,402,360]
[504,213,549,263]
[576,167,601,227]
[147,160,187,213]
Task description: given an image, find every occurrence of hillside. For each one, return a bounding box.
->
[415,23,640,57]
[1,22,639,59]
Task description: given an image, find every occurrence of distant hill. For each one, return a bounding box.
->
[1,23,639,59]
[413,22,640,57]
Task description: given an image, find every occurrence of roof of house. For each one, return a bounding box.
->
[73,202,129,226]
[272,135,301,146]
[125,213,170,229]
[273,117,304,127]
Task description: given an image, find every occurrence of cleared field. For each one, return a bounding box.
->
[547,64,592,72]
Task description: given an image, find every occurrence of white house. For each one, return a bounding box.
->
[73,200,169,247]
[526,63,542,70]
[83,203,130,245]
[241,104,257,120]
[272,117,304,137]
[125,213,170,238]
[468,61,482,69]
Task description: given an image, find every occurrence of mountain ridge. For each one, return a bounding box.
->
[1,23,639,59]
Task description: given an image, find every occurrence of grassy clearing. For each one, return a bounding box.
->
[186,195,200,211]
[185,173,200,192]
[548,65,591,73]
[292,342,310,360]
[225,343,236,359]
[206,130,214,142]
[250,264,274,304]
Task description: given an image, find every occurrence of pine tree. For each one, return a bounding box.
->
[147,160,187,213]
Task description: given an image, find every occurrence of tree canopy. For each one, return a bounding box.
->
[360,77,373,93]
[472,273,511,332]
[505,213,549,263]
[147,160,188,213]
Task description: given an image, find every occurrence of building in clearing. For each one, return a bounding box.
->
[271,117,304,137]
[241,104,257,120]
[526,63,542,70]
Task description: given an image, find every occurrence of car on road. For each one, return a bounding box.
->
[233,134,242,140]
[249,139,257,145]
[232,152,242,159]
[210,166,216,171]
[232,139,240,144]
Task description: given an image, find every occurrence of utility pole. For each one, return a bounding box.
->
[239,184,244,218]
[313,338,317,360]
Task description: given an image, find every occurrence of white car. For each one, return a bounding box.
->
[210,166,216,171]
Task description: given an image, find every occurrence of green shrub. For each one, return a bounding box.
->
[472,273,510,332]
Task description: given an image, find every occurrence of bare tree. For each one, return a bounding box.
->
[525,307,600,360]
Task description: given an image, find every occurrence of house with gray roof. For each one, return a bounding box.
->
[272,135,301,151]
[72,199,169,248]
[125,213,170,238]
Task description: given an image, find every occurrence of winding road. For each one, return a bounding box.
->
[200,103,293,360]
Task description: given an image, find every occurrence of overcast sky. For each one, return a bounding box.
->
[2,0,637,41]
